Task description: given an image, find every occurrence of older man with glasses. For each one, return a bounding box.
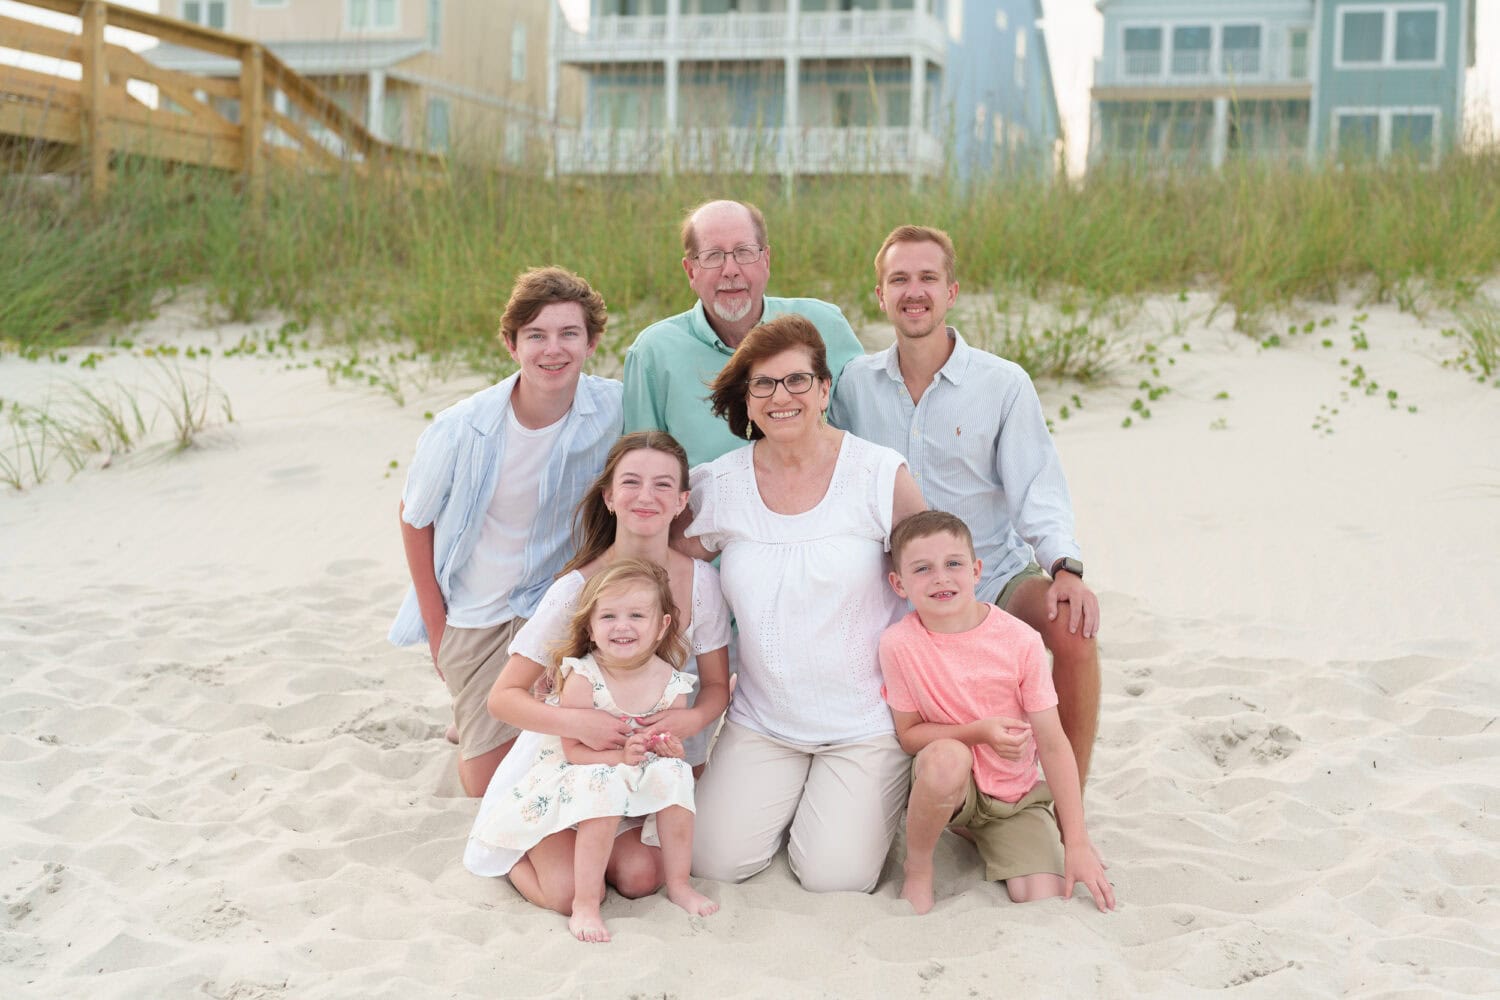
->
[622,199,865,468]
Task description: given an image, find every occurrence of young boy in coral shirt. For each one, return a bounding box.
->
[879,510,1116,914]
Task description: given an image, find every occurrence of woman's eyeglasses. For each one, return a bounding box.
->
[747,372,816,398]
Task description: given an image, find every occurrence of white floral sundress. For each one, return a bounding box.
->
[470,654,697,856]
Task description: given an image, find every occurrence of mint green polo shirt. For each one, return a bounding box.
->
[621,297,865,468]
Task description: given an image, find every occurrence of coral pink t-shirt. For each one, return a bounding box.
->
[879,606,1057,803]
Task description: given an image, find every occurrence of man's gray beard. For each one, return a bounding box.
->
[712,297,754,323]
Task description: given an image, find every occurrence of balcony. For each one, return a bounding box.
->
[558,10,948,66]
[554,125,944,176]
[1098,26,1313,98]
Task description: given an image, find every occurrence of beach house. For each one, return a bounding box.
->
[145,0,579,165]
[550,0,1062,179]
[1090,0,1473,167]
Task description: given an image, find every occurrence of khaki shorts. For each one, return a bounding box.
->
[995,561,1049,611]
[950,774,1065,882]
[437,618,525,760]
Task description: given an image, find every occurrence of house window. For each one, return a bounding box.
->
[427,0,442,49]
[887,87,910,128]
[1340,11,1384,63]
[426,97,449,152]
[181,1,227,30]
[1221,25,1261,75]
[1335,113,1380,162]
[1014,29,1027,89]
[505,121,524,165]
[1394,9,1438,62]
[511,23,527,83]
[1171,26,1211,76]
[382,91,404,142]
[350,0,398,30]
[1123,27,1162,76]
[1390,111,1436,157]
[1337,5,1443,68]
[835,89,877,129]
[1334,108,1440,164]
[1288,28,1310,79]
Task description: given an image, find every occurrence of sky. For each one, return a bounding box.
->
[6,0,1498,170]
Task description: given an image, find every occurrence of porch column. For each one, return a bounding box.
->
[1211,95,1228,170]
[547,0,559,177]
[368,69,386,140]
[783,0,800,184]
[665,1,680,131]
[910,53,926,185]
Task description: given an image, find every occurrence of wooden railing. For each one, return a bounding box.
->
[0,0,442,202]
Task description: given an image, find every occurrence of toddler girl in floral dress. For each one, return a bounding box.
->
[472,558,718,942]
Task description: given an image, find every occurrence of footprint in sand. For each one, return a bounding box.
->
[1194,713,1301,768]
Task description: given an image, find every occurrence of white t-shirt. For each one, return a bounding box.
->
[446,408,564,628]
[687,433,907,744]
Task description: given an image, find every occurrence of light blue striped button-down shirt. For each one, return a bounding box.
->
[388,372,622,647]
[829,328,1080,602]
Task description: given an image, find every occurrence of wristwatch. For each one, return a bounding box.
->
[1050,556,1084,579]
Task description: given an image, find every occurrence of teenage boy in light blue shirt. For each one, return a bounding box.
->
[622,199,864,468]
[390,266,622,796]
[830,225,1103,788]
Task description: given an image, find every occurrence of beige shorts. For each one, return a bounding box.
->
[995,561,1049,611]
[950,775,1065,883]
[437,618,525,760]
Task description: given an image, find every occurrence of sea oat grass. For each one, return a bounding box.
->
[4,151,1499,378]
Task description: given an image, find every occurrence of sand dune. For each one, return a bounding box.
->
[2,294,1497,998]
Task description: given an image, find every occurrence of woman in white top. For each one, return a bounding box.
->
[680,314,926,893]
[467,432,732,913]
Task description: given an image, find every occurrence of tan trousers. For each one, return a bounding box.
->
[690,721,910,893]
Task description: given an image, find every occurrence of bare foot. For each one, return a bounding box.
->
[900,861,936,915]
[666,881,719,917]
[567,904,611,943]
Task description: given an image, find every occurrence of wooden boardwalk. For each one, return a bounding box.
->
[0,0,440,201]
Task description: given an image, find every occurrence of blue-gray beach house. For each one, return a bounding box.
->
[549,1,1062,179]
[1090,0,1474,167]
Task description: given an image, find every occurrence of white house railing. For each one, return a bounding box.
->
[555,126,944,176]
[559,11,947,60]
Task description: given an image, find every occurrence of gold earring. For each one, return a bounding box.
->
[745,420,754,440]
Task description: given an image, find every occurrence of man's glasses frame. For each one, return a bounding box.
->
[692,244,765,269]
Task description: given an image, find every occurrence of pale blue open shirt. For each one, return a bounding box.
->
[388,373,622,647]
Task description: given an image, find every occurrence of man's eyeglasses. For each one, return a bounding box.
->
[747,372,816,398]
[692,245,764,269]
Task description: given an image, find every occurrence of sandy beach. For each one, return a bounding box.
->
[3,292,1498,998]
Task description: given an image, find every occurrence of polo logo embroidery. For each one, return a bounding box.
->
[955,426,962,436]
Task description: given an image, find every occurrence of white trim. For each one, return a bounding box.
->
[347,0,401,34]
[1330,105,1441,163]
[1332,3,1444,70]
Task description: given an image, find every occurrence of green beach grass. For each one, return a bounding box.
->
[4,149,1500,379]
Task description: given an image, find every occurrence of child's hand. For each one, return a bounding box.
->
[645,732,686,759]
[1064,841,1115,912]
[622,732,649,766]
[978,716,1032,760]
